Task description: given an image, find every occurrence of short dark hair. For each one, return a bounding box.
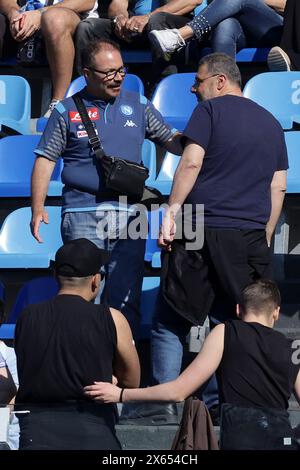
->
[240,279,281,316]
[81,39,121,70]
[199,53,242,87]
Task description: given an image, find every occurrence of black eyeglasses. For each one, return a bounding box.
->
[88,66,127,81]
[193,73,220,85]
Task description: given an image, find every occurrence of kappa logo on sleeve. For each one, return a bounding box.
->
[69,108,100,122]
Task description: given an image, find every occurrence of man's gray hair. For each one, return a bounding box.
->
[199,53,242,87]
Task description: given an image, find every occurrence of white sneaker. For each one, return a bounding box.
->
[44,99,60,118]
[267,46,291,72]
[150,29,186,61]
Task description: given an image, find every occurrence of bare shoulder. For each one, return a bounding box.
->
[109,307,129,327]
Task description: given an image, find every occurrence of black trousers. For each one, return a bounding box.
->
[17,403,121,450]
[220,403,299,450]
[162,228,272,325]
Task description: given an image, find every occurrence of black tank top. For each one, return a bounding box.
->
[16,295,117,403]
[217,320,299,410]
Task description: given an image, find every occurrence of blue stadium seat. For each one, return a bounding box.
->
[285,131,300,194]
[0,135,63,197]
[151,73,197,130]
[140,276,160,338]
[65,73,145,97]
[0,323,15,339]
[0,206,62,268]
[8,276,59,323]
[145,208,164,268]
[236,48,269,62]
[142,139,156,186]
[243,72,300,129]
[0,75,31,135]
[37,73,145,132]
[153,151,180,195]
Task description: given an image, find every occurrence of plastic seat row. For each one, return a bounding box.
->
[0,128,299,272]
[0,275,160,340]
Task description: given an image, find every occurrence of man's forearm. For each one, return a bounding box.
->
[0,0,19,19]
[168,161,201,214]
[108,0,129,18]
[31,157,55,214]
[266,188,286,240]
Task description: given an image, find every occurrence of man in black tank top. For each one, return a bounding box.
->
[85,279,300,450]
[15,238,140,450]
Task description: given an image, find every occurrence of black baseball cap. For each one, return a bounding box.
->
[54,238,109,277]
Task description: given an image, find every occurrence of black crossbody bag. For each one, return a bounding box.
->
[73,93,149,201]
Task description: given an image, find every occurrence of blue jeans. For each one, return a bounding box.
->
[151,290,219,408]
[189,0,283,56]
[61,210,146,340]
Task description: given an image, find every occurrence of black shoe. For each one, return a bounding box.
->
[119,402,179,425]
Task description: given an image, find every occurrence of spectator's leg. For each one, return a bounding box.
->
[147,13,190,92]
[75,18,115,72]
[187,0,282,43]
[151,290,191,384]
[210,17,246,58]
[0,14,17,59]
[41,7,81,101]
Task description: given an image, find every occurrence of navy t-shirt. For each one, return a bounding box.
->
[183,95,288,229]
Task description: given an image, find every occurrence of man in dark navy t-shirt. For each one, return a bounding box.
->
[150,54,288,414]
[159,52,288,321]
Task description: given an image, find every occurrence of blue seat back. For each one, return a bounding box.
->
[154,152,180,195]
[0,75,31,134]
[285,131,300,193]
[0,135,63,197]
[142,139,156,184]
[145,208,164,268]
[9,276,59,323]
[243,72,300,129]
[151,73,197,130]
[65,73,144,97]
[194,0,207,15]
[0,206,62,268]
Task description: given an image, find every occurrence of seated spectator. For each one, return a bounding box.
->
[0,299,19,450]
[0,0,99,115]
[268,0,300,71]
[85,280,300,450]
[75,0,206,89]
[148,0,285,61]
[14,238,140,450]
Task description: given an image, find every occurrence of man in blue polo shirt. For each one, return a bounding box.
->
[30,38,182,340]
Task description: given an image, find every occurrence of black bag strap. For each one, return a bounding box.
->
[73,92,105,162]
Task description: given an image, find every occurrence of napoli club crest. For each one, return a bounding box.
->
[120,105,133,116]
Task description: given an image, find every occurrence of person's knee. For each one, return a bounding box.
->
[147,12,169,31]
[41,8,79,38]
[213,18,241,41]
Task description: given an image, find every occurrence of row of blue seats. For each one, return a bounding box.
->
[0,275,160,340]
[0,125,299,275]
[0,205,162,268]
[1,71,300,138]
[0,130,299,200]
